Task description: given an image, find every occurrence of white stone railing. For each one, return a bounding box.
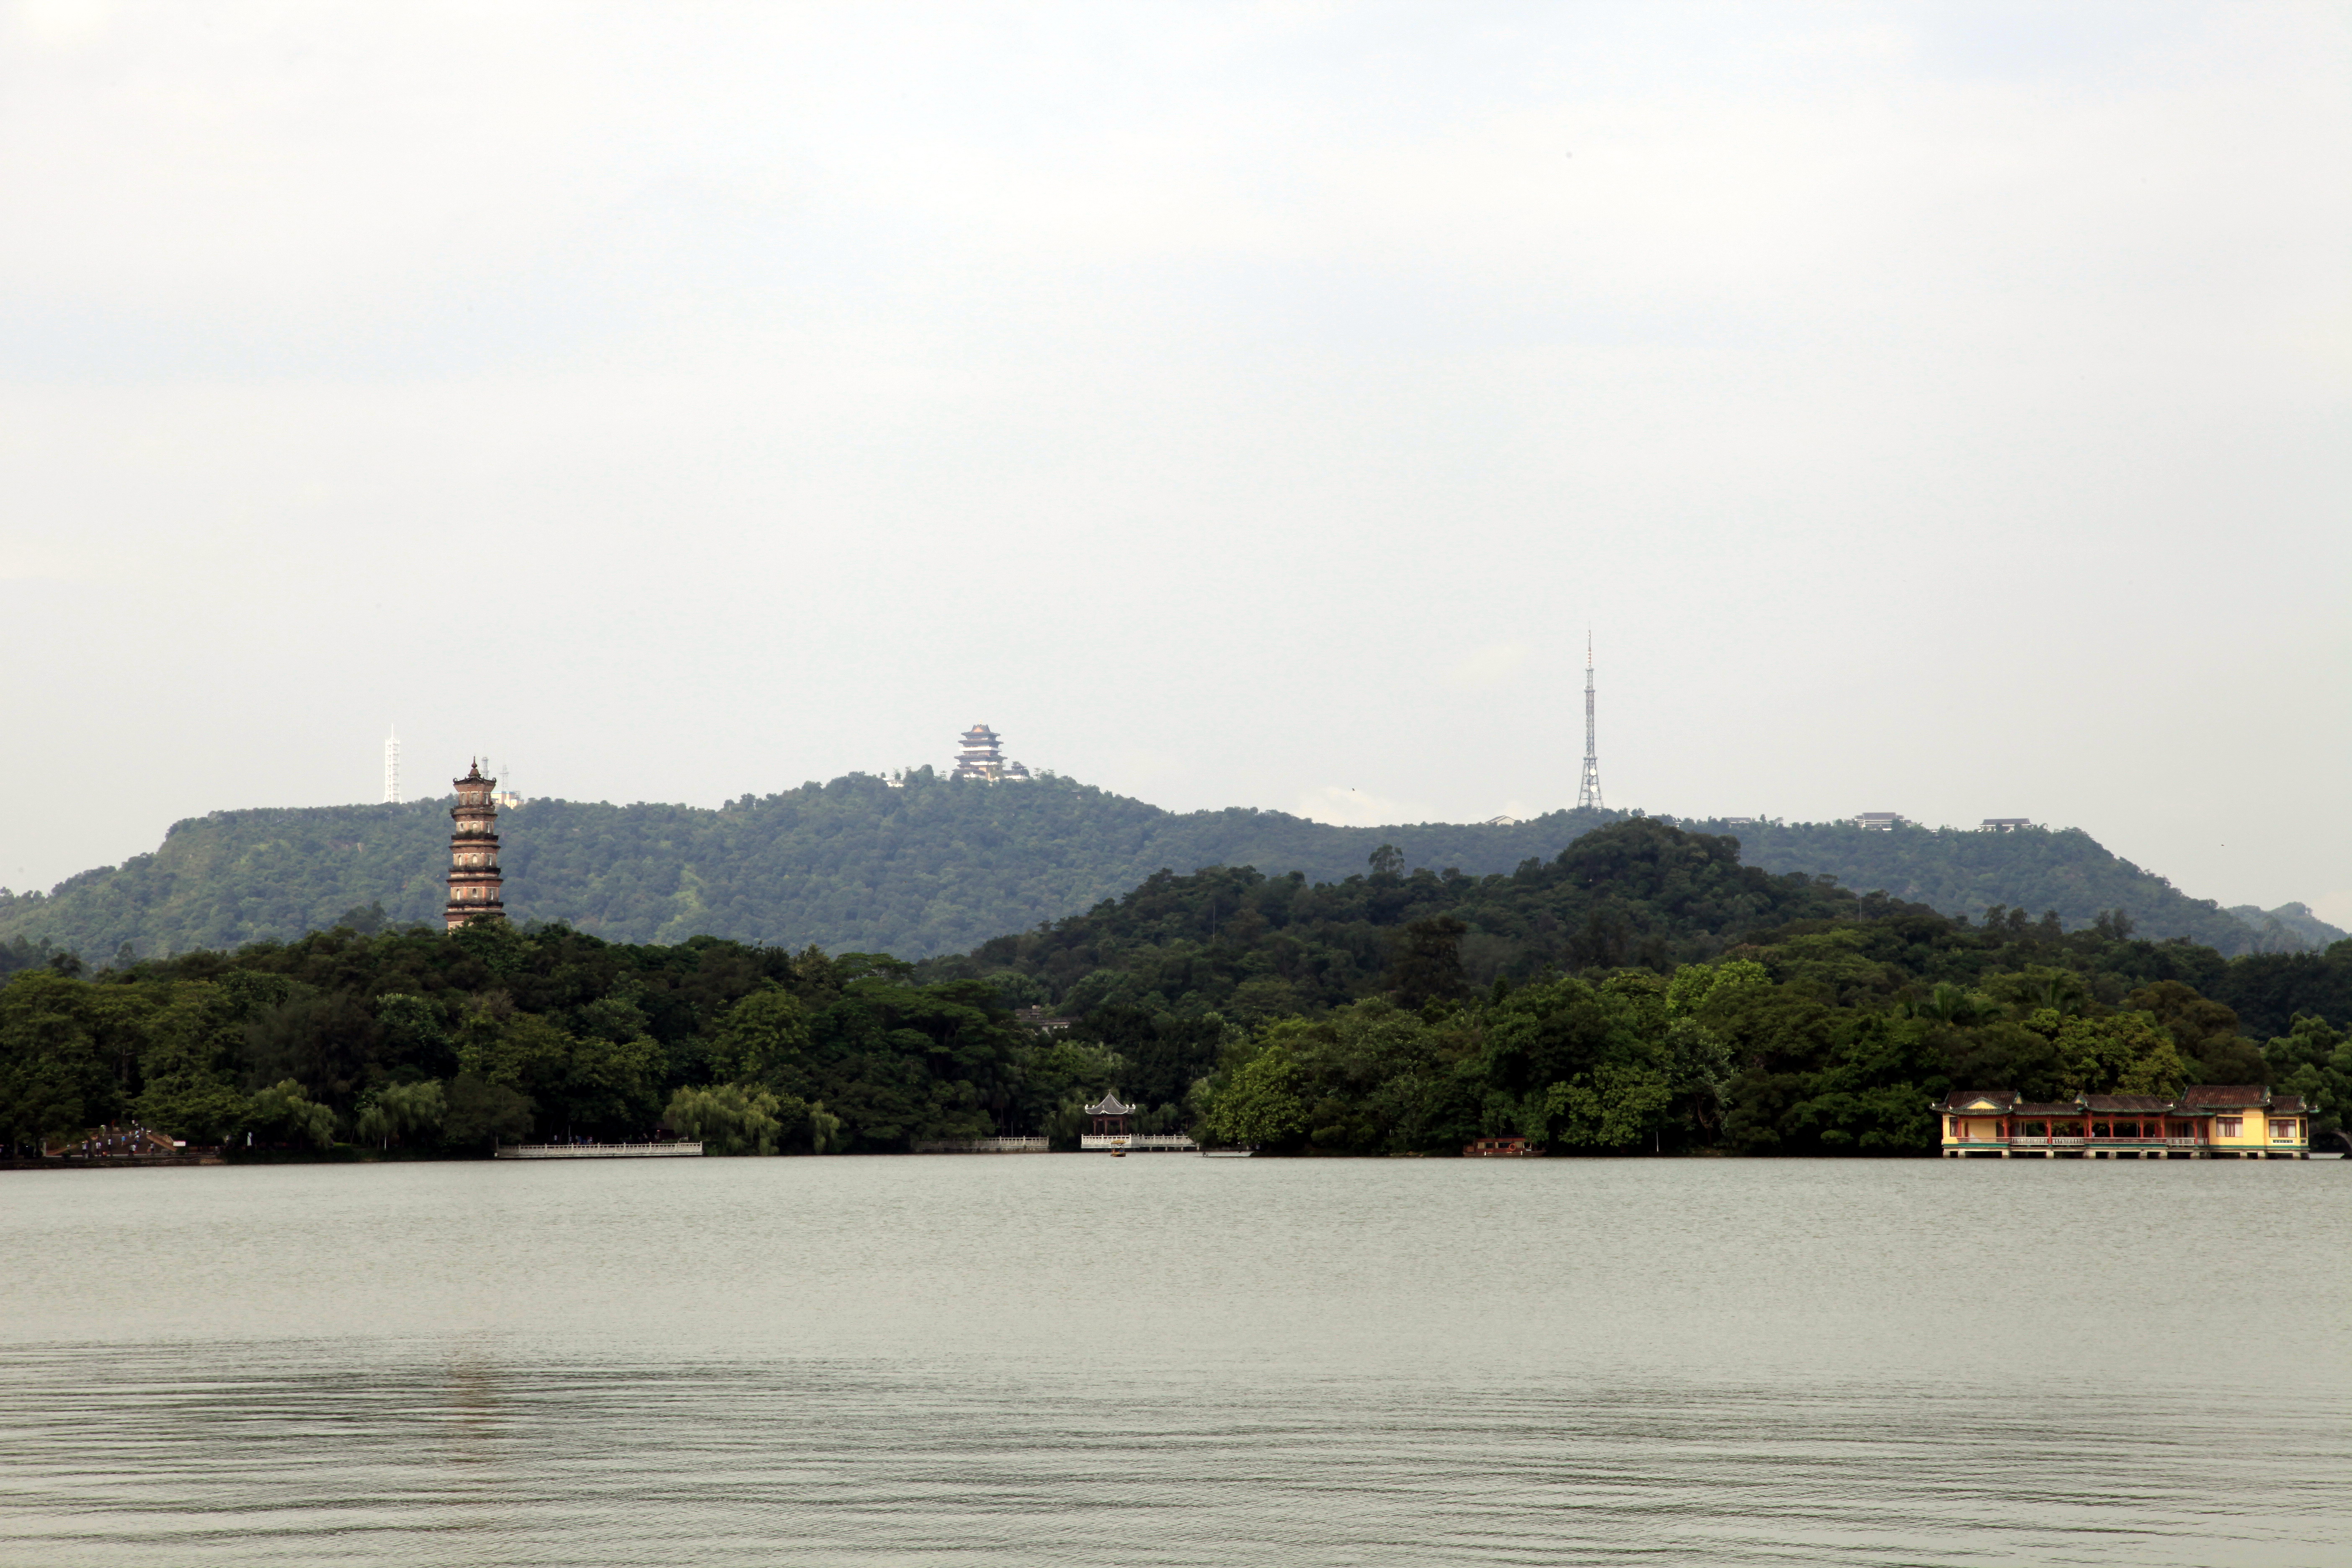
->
[1080,1133,1200,1152]
[494,1142,704,1159]
[912,1137,1051,1153]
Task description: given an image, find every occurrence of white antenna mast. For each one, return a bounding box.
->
[1575,633,1603,811]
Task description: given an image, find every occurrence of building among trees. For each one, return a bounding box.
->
[952,723,1032,782]
[1938,1086,2311,1158]
[444,761,506,929]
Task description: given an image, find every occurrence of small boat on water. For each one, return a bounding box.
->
[1201,1148,1256,1158]
[1463,1136,1541,1158]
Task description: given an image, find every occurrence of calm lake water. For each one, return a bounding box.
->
[2,1155,2345,1565]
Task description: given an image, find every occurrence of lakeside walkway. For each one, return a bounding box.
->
[494,1142,705,1159]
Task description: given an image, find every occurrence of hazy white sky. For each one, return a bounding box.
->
[4,1,2348,922]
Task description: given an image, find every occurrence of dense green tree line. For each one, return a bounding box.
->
[5,773,2330,965]
[0,918,1126,1159]
[1184,946,2349,1158]
[6,820,2344,1160]
[910,820,2352,1151]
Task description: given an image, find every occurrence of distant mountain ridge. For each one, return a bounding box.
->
[2225,901,2342,951]
[1671,817,2341,958]
[0,771,2337,962]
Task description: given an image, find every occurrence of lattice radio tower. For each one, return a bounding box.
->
[1575,634,1603,811]
[383,727,402,804]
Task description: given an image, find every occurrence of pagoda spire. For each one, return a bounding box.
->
[444,760,507,929]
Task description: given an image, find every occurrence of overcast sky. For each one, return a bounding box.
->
[4,1,2347,923]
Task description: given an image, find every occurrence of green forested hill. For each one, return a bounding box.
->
[1688,819,2337,957]
[9,817,2344,1165]
[913,817,2351,1141]
[0,770,2335,962]
[0,774,1619,962]
[921,815,1885,1026]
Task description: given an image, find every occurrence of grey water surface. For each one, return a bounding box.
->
[2,1156,2344,1565]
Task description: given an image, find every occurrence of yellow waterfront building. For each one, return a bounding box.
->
[1938,1086,2311,1159]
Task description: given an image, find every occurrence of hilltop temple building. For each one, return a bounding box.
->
[952,723,1032,783]
[444,761,506,929]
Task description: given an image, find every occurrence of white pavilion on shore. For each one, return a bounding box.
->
[1079,1091,1197,1153]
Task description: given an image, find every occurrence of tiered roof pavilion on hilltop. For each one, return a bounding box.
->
[952,723,1032,782]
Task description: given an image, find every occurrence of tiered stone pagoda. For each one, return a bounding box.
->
[952,722,1032,782]
[444,760,506,929]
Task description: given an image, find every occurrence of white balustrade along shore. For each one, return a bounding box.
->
[495,1142,704,1159]
[1079,1134,1200,1153]
[912,1137,1051,1154]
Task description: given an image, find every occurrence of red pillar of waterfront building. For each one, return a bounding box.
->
[444,761,506,930]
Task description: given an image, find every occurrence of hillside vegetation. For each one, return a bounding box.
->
[7,819,2346,1162]
[917,817,2352,1141]
[1689,819,2336,956]
[1,771,2334,962]
[921,815,1871,1021]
